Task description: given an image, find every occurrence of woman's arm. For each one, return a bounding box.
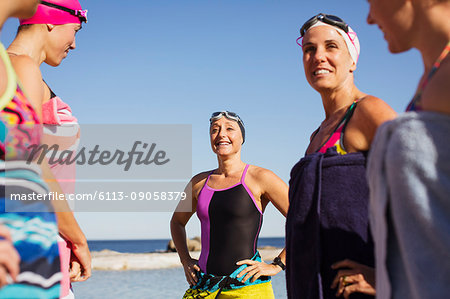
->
[8,55,44,120]
[41,160,91,281]
[170,212,199,286]
[237,168,289,282]
[350,96,397,151]
[170,173,207,286]
[328,96,395,296]
[10,55,91,281]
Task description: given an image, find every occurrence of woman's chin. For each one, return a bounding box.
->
[312,83,334,93]
[215,150,235,157]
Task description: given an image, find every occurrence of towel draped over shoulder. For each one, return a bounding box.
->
[368,111,450,299]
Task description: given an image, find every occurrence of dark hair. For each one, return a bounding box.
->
[17,24,33,34]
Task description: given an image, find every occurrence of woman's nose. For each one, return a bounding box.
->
[366,10,375,25]
[313,47,326,62]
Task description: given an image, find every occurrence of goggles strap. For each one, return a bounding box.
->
[210,112,242,125]
[301,14,348,37]
[40,1,87,20]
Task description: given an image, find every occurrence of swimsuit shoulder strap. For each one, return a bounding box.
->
[316,100,359,153]
[197,170,215,198]
[240,164,250,184]
[43,80,57,99]
[407,41,450,111]
[204,170,214,186]
[336,100,359,152]
[340,100,359,132]
[310,127,320,141]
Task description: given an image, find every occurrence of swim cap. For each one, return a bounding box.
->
[307,21,360,64]
[20,0,87,25]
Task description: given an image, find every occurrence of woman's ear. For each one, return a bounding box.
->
[46,24,55,31]
[349,60,357,73]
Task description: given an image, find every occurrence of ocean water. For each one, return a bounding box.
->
[88,237,285,253]
[74,238,287,298]
[73,268,287,298]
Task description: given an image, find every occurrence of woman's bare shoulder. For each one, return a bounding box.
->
[9,54,41,78]
[8,54,44,116]
[190,171,212,192]
[247,165,283,184]
[356,95,397,127]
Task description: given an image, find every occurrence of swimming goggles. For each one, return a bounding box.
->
[209,111,244,127]
[300,13,348,37]
[40,1,88,23]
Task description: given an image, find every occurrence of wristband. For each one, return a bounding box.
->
[272,256,286,271]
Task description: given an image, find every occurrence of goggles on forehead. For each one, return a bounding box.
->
[300,13,348,37]
[40,1,88,23]
[210,111,244,126]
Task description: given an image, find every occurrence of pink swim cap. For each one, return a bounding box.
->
[20,0,87,26]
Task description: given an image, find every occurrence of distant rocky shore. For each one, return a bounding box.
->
[91,247,282,271]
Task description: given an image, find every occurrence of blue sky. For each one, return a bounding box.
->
[1,0,423,240]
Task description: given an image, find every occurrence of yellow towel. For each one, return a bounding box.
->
[183,281,275,299]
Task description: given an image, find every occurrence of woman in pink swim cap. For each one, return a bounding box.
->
[7,1,90,298]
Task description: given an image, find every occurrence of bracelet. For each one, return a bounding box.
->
[271,256,286,271]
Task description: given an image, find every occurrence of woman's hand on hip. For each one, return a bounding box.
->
[236,259,281,283]
[182,258,200,287]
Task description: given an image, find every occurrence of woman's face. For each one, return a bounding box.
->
[210,117,243,157]
[45,23,81,67]
[302,26,356,92]
[366,0,414,53]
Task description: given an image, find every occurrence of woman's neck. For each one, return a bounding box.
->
[415,3,450,71]
[216,155,245,176]
[7,30,46,65]
[320,84,363,120]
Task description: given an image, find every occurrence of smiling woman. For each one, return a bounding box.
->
[170,111,289,298]
[286,13,397,299]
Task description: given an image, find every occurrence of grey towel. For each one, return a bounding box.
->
[368,111,450,299]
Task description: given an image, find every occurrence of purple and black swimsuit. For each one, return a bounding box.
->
[196,164,263,276]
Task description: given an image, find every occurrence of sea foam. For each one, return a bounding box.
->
[92,248,281,271]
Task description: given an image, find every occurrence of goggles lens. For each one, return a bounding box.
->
[210,111,244,126]
[75,9,88,23]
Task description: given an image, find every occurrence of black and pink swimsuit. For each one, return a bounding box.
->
[196,164,263,276]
